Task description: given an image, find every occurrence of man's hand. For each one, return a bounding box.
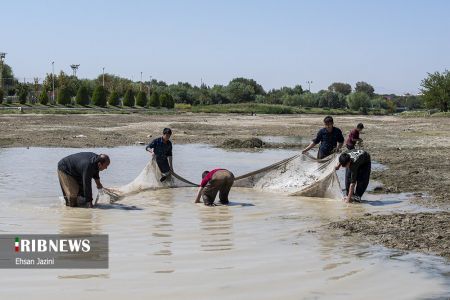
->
[302,149,308,154]
[335,165,341,171]
[343,196,350,203]
[97,184,103,189]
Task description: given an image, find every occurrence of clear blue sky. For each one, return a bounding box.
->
[2,0,450,94]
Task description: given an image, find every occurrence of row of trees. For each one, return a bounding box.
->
[3,62,447,112]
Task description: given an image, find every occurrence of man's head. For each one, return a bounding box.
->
[162,128,172,142]
[339,153,351,168]
[356,123,364,131]
[323,116,334,132]
[97,154,110,171]
[202,170,209,178]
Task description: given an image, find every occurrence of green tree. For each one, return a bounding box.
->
[0,88,3,104]
[122,89,135,107]
[328,82,352,95]
[38,89,49,105]
[75,85,90,106]
[57,86,72,105]
[227,81,255,103]
[135,91,148,107]
[420,71,450,112]
[355,81,375,97]
[165,93,174,108]
[159,93,168,107]
[108,90,120,106]
[92,86,108,107]
[16,83,29,104]
[149,91,160,107]
[347,92,371,111]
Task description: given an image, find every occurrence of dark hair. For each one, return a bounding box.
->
[202,171,209,178]
[98,154,110,165]
[323,116,333,124]
[163,128,172,135]
[339,153,351,166]
[357,123,364,129]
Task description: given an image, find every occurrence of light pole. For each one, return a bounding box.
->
[0,52,6,91]
[148,76,152,95]
[102,67,105,87]
[70,64,80,77]
[306,80,313,92]
[52,61,55,104]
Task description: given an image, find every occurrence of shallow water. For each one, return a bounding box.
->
[0,145,448,299]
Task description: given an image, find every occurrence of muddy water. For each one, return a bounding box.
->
[0,145,449,299]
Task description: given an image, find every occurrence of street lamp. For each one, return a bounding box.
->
[52,61,55,104]
[70,64,80,77]
[0,52,6,90]
[306,80,313,92]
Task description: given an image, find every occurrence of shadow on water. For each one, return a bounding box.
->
[359,200,403,206]
[94,203,143,211]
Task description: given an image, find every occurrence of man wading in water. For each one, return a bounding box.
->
[57,152,110,208]
[195,169,235,206]
[345,123,364,150]
[302,116,344,159]
[146,128,173,182]
[335,149,372,203]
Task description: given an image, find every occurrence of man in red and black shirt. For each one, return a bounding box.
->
[194,169,235,206]
[345,123,364,150]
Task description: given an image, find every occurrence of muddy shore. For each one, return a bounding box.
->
[1,113,449,259]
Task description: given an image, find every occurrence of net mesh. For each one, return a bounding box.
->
[100,153,343,203]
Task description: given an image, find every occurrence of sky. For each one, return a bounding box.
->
[1,0,450,94]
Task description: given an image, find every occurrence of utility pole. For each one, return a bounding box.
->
[52,61,55,104]
[0,52,6,91]
[306,80,313,92]
[70,64,80,77]
[140,72,143,91]
[102,67,105,87]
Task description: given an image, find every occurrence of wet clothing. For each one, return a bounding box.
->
[201,169,234,205]
[57,152,100,205]
[345,129,360,149]
[146,137,172,174]
[344,149,371,198]
[312,127,344,159]
[58,170,80,207]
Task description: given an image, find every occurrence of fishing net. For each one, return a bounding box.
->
[99,153,343,203]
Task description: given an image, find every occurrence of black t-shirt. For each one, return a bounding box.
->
[58,152,100,202]
[313,127,344,156]
[346,149,371,183]
[146,137,173,159]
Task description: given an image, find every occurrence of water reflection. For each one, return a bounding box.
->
[198,205,234,252]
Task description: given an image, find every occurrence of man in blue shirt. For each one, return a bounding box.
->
[302,116,344,159]
[146,128,173,182]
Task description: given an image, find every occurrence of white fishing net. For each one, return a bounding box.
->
[99,153,343,203]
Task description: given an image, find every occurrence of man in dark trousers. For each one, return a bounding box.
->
[194,169,235,206]
[336,149,371,203]
[57,152,110,208]
[346,123,364,150]
[302,116,344,159]
[146,128,173,182]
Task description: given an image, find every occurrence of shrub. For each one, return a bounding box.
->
[92,86,108,107]
[123,89,135,107]
[135,91,148,107]
[75,85,90,106]
[346,92,371,111]
[108,90,120,106]
[57,86,72,105]
[39,90,49,105]
[149,91,160,107]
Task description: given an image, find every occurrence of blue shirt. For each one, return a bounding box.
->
[146,137,173,159]
[312,127,344,157]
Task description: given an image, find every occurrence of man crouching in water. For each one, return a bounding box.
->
[335,149,371,203]
[146,128,173,182]
[57,152,110,208]
[195,169,235,206]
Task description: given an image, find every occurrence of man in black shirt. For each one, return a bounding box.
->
[146,128,173,182]
[302,116,344,159]
[57,152,110,207]
[336,149,371,203]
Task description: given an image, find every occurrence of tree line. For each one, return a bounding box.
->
[2,63,448,112]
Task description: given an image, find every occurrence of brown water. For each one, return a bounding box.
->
[0,146,448,299]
